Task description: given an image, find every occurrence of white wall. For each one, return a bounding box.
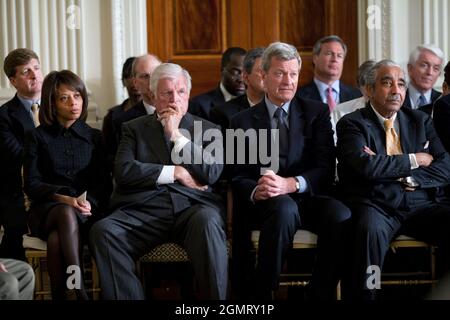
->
[2,0,448,121]
[0,0,147,128]
[359,0,449,87]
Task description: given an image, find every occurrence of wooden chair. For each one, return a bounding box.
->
[250,231,437,298]
[138,182,233,298]
[23,234,101,300]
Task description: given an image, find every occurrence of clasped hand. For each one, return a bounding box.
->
[253,170,297,201]
[53,194,92,216]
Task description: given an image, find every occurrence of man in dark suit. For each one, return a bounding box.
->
[90,63,228,300]
[297,35,361,109]
[230,42,351,300]
[403,44,444,110]
[110,54,162,158]
[210,47,265,132]
[336,59,450,300]
[0,48,43,260]
[188,47,247,120]
[432,62,450,150]
[102,57,142,172]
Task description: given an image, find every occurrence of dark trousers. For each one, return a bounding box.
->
[251,194,351,300]
[348,190,450,300]
[89,192,228,300]
[0,193,27,261]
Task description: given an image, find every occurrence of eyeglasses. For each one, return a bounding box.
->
[136,73,151,80]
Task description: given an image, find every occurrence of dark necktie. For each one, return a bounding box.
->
[274,107,289,170]
[417,95,427,108]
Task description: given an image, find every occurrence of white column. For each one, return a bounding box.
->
[357,0,392,62]
[111,0,147,106]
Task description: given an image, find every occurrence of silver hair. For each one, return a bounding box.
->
[365,59,407,89]
[131,53,161,76]
[262,42,301,72]
[408,44,445,70]
[312,35,347,56]
[150,63,192,94]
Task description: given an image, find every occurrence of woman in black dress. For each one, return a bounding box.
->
[23,70,111,299]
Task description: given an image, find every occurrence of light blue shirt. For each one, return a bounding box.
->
[408,85,432,109]
[17,96,40,123]
[314,79,340,104]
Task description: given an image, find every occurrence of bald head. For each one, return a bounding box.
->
[133,54,162,104]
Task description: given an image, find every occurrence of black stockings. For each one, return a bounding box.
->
[45,204,88,300]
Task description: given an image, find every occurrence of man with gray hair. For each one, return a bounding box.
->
[231,42,351,300]
[404,44,444,109]
[111,54,162,152]
[331,59,377,142]
[337,59,450,300]
[90,63,228,300]
[297,35,361,111]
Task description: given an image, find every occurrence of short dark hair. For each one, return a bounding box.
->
[39,70,89,126]
[3,48,39,78]
[357,60,377,87]
[243,48,265,74]
[444,61,450,85]
[312,35,347,56]
[122,57,136,81]
[221,47,247,70]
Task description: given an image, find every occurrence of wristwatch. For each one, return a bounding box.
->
[294,178,300,192]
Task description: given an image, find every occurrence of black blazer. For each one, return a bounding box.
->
[0,95,35,198]
[23,120,112,238]
[110,112,224,212]
[402,88,441,109]
[296,81,362,104]
[336,104,450,213]
[432,95,450,153]
[102,99,130,172]
[230,96,335,202]
[210,94,251,131]
[188,86,225,121]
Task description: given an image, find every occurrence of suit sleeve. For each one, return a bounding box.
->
[299,105,335,195]
[336,116,412,181]
[176,122,224,185]
[433,99,450,153]
[114,122,165,189]
[86,130,112,211]
[23,130,74,201]
[411,116,450,188]
[229,116,258,202]
[0,111,23,165]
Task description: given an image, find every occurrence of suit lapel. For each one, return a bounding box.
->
[362,106,387,155]
[145,116,171,164]
[9,96,35,132]
[286,99,304,169]
[398,110,416,154]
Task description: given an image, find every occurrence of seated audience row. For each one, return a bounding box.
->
[1,39,449,301]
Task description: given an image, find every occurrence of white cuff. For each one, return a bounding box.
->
[157,165,175,185]
[409,153,419,170]
[172,135,190,154]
